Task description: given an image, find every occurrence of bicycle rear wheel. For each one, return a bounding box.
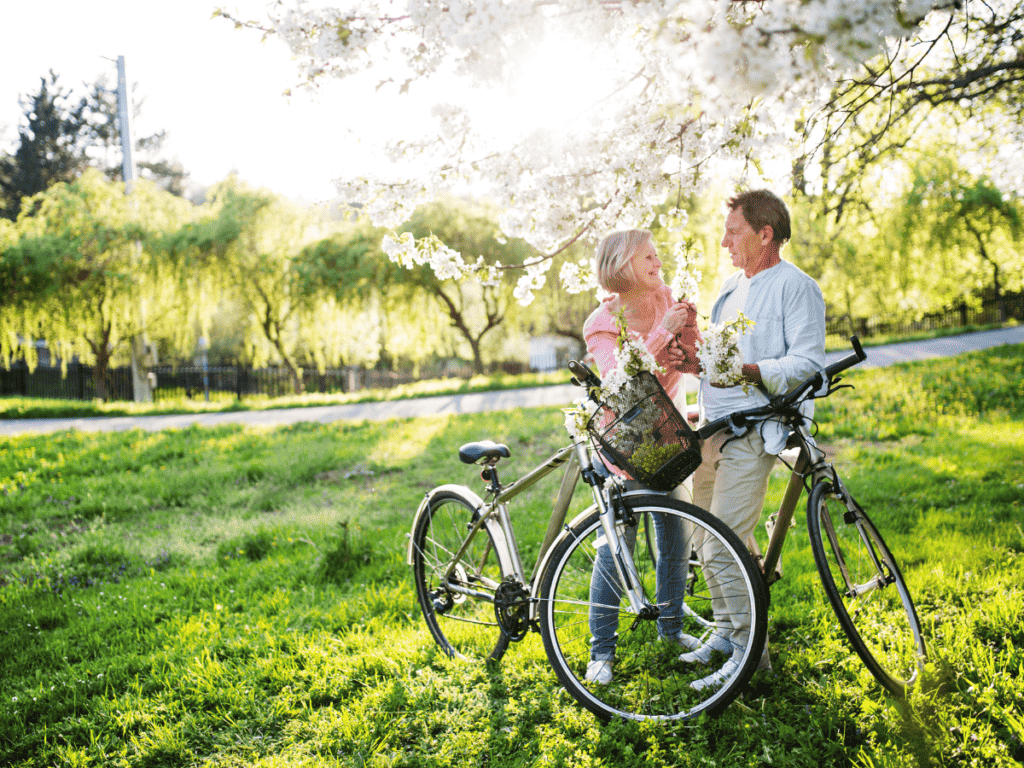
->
[410,489,511,661]
[538,495,767,721]
[807,480,926,696]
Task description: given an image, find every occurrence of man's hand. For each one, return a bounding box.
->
[710,362,762,388]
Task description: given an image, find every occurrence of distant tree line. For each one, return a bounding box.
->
[1,68,1022,401]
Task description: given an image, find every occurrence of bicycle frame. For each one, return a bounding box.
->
[751,404,880,595]
[758,428,822,584]
[405,438,659,623]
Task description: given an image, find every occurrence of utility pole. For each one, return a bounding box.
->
[116,55,155,403]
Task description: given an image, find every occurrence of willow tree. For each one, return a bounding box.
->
[0,169,192,399]
[894,159,1022,320]
[301,203,537,376]
[163,179,386,393]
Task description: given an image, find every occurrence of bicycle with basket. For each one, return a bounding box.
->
[407,355,768,722]
[407,336,926,720]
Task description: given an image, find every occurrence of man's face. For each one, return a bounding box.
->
[721,207,765,273]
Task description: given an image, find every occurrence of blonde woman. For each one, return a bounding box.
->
[580,229,700,684]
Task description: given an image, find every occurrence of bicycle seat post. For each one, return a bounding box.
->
[481,463,502,496]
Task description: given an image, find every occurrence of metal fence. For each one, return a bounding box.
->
[826,293,1023,345]
[0,362,134,401]
[4,292,1022,404]
[149,364,421,402]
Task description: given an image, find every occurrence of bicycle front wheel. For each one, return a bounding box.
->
[410,489,511,662]
[808,480,926,696]
[538,495,768,722]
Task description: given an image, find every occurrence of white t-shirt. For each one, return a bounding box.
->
[719,273,749,321]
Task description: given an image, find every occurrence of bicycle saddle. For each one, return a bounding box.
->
[458,440,511,465]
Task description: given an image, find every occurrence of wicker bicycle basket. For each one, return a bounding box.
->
[587,370,702,492]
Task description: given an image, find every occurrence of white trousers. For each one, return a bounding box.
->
[689,427,776,649]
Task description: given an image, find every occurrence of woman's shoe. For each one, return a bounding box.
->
[585,659,613,684]
[659,631,703,652]
[689,650,743,691]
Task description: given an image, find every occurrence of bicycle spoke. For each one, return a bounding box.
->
[538,497,767,721]
[411,491,511,662]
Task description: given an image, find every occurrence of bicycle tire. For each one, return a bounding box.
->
[410,489,511,662]
[807,480,926,697]
[537,495,768,721]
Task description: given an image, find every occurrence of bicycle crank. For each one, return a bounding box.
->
[494,580,531,641]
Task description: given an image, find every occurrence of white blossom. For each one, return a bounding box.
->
[256,0,953,293]
[559,259,598,295]
[669,240,703,304]
[697,313,755,390]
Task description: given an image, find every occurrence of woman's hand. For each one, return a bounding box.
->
[665,336,701,374]
[659,301,694,335]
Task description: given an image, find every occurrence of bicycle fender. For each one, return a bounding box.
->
[405,483,524,577]
[406,484,485,565]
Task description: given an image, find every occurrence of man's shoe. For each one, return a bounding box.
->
[689,650,743,691]
[678,632,733,665]
[585,659,613,685]
[659,631,703,652]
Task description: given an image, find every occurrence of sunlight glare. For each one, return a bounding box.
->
[475,32,623,147]
[368,417,450,463]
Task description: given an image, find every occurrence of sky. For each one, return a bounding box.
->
[1,0,408,205]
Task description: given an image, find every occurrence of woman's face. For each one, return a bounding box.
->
[628,240,663,291]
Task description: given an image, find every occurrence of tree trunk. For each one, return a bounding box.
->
[89,324,113,402]
[261,308,305,395]
[967,219,1005,322]
[468,338,484,375]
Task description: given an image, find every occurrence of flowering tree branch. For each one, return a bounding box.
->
[219,0,970,302]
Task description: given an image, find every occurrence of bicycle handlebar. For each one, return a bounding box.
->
[825,335,866,379]
[695,335,867,441]
[568,336,867,442]
[568,360,602,390]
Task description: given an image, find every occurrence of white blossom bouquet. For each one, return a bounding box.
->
[696,312,756,392]
[564,311,664,441]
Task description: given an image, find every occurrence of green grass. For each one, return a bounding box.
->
[1,345,1023,767]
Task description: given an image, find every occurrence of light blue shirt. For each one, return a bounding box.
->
[698,260,826,454]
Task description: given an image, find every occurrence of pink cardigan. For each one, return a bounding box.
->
[583,285,700,399]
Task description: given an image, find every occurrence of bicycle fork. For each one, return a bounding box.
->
[815,469,895,599]
[581,445,652,619]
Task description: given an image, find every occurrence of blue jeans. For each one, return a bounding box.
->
[588,504,690,661]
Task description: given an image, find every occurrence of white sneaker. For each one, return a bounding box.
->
[585,659,613,685]
[678,632,733,665]
[689,650,743,691]
[659,631,703,652]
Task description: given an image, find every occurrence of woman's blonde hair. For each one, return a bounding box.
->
[595,229,653,293]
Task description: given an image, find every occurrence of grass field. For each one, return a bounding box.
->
[1,345,1023,767]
